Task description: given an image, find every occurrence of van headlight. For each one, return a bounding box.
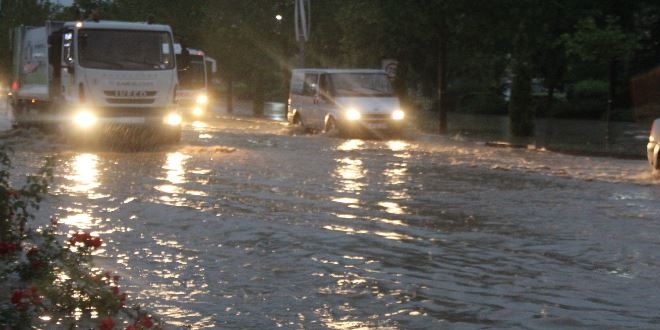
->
[391,109,405,121]
[345,108,361,121]
[164,113,182,126]
[196,94,208,105]
[74,111,97,128]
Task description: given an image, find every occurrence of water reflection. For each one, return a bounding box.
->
[60,211,95,230]
[333,139,367,196]
[155,152,189,196]
[191,121,214,139]
[65,153,101,195]
[382,140,411,215]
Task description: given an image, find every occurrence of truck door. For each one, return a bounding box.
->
[60,29,75,101]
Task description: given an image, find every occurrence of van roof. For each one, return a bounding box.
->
[292,68,386,74]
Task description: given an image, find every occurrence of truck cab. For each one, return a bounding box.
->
[10,20,181,142]
[175,44,216,119]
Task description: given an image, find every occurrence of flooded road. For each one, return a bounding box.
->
[6,114,660,329]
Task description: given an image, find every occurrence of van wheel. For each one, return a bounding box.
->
[292,113,302,126]
[291,113,307,134]
[324,117,342,137]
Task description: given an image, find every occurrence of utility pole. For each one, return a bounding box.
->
[294,0,310,67]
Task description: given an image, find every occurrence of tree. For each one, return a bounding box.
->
[563,16,639,138]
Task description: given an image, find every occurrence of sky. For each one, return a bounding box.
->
[53,0,74,5]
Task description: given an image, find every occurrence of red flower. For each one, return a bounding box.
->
[11,290,25,305]
[98,317,115,330]
[7,188,19,198]
[10,287,42,310]
[69,232,103,249]
[110,286,128,307]
[0,241,18,256]
[26,247,45,269]
[139,315,154,328]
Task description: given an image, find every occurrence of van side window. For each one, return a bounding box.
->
[302,73,318,96]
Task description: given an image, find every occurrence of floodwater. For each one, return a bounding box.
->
[4,112,660,329]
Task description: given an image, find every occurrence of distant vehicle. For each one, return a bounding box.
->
[174,44,216,119]
[287,68,406,138]
[9,20,181,143]
[647,118,660,170]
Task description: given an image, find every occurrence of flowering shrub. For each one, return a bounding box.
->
[0,144,162,329]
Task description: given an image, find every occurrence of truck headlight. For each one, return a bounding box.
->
[345,108,361,121]
[391,109,405,121]
[165,113,182,126]
[74,111,97,128]
[196,94,208,105]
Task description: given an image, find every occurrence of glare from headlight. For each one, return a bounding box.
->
[165,113,182,126]
[345,108,361,121]
[196,94,208,105]
[192,107,204,116]
[74,111,97,127]
[392,109,405,121]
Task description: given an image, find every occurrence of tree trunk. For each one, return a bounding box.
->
[509,23,534,137]
[226,72,234,114]
[253,72,265,117]
[436,31,448,134]
[509,57,534,137]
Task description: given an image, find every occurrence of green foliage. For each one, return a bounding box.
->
[573,79,609,98]
[563,16,640,63]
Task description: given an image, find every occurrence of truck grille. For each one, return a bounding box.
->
[93,107,167,117]
[104,90,157,105]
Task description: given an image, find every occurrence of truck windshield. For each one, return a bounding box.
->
[78,29,174,70]
[329,73,394,97]
[176,54,205,89]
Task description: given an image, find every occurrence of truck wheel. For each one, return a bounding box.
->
[9,103,25,128]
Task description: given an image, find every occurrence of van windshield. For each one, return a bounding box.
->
[78,29,174,70]
[329,73,393,97]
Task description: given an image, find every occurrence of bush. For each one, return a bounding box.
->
[0,144,161,329]
[572,79,608,98]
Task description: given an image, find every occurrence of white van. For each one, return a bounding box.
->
[287,69,406,137]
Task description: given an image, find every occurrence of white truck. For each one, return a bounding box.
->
[9,20,182,142]
[287,68,406,138]
[174,44,217,119]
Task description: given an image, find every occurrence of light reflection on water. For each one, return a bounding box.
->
[154,152,194,203]
[59,153,104,230]
[63,153,105,197]
[163,152,188,184]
